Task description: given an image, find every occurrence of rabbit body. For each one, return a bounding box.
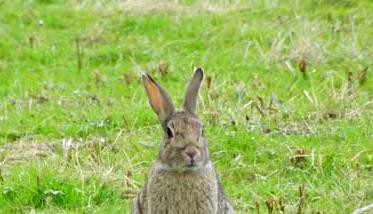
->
[146,161,218,214]
[133,68,234,214]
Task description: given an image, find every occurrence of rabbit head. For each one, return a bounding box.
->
[142,68,209,172]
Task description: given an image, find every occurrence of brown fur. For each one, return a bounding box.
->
[147,162,218,214]
[133,69,235,214]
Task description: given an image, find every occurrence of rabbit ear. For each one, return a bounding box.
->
[142,74,175,126]
[183,68,204,114]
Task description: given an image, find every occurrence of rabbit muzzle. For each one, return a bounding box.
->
[181,146,201,168]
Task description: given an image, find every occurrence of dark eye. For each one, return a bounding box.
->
[166,126,174,138]
[201,126,205,136]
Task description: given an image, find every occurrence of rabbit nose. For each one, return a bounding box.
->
[186,150,197,159]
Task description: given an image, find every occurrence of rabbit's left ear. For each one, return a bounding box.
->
[183,68,204,114]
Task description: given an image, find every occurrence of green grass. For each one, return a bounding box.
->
[1,0,373,213]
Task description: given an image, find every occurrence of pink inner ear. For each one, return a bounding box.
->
[144,79,163,113]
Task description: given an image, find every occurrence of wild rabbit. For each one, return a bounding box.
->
[132,68,235,214]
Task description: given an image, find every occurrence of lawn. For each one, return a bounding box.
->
[0,0,372,213]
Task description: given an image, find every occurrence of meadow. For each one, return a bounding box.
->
[0,0,373,213]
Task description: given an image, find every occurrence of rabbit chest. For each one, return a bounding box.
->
[146,167,219,214]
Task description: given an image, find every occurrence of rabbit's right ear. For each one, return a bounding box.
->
[142,74,175,126]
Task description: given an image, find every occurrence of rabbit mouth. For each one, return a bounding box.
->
[187,159,196,167]
[167,162,201,172]
[158,160,203,172]
[183,159,202,171]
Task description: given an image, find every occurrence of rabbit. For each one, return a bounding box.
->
[132,68,235,214]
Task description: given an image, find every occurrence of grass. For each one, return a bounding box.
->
[0,0,373,213]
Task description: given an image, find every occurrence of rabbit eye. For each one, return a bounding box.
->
[201,126,205,136]
[166,126,174,138]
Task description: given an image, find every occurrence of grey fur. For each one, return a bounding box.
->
[134,69,234,214]
[183,68,204,114]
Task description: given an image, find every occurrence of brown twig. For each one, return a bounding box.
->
[298,59,307,79]
[279,197,285,213]
[206,75,213,91]
[255,201,260,214]
[297,185,305,214]
[29,35,36,49]
[76,37,83,71]
[266,198,274,214]
[358,67,368,86]
[347,71,353,95]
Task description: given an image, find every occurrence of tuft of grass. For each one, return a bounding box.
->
[1,0,373,213]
